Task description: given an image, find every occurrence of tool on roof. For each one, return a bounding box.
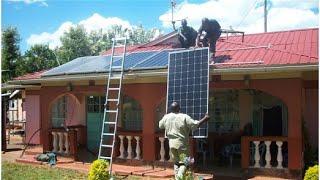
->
[98,37,127,175]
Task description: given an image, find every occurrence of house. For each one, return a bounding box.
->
[5,28,318,178]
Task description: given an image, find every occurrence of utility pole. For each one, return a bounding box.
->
[264,0,267,32]
[171,0,177,31]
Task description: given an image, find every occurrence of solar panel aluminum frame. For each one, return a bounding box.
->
[165,47,210,138]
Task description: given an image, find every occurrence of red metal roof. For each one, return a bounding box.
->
[13,28,318,80]
[13,70,47,80]
[213,28,318,68]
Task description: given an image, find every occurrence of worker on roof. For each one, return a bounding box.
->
[196,18,221,57]
[178,19,197,49]
[159,102,209,179]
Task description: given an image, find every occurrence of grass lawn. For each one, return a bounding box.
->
[2,161,87,180]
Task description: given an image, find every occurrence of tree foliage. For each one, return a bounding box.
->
[56,25,92,64]
[16,44,57,75]
[2,25,160,78]
[1,27,21,82]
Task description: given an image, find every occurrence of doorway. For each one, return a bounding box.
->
[86,95,105,154]
[263,106,282,136]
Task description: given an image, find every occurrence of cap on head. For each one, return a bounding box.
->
[181,19,187,27]
[170,102,180,113]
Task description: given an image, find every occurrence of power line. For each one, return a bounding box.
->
[235,0,258,29]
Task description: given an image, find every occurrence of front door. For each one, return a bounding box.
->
[86,96,105,154]
[263,106,282,136]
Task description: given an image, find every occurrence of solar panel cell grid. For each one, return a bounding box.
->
[167,48,209,138]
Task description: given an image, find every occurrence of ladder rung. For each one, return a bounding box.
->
[111,66,122,69]
[101,144,113,148]
[109,76,121,80]
[105,110,117,113]
[104,121,116,125]
[112,37,127,41]
[100,156,112,160]
[114,45,125,48]
[112,55,123,58]
[107,99,118,102]
[108,88,120,91]
[103,133,115,136]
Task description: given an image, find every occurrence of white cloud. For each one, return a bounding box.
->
[8,0,48,7]
[159,0,319,33]
[27,13,133,49]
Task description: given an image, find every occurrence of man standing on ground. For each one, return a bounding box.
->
[196,18,221,57]
[159,102,210,179]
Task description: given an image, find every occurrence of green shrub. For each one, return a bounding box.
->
[88,159,110,180]
[304,165,318,180]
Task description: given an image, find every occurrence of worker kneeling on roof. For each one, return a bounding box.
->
[196,18,221,57]
[178,19,197,49]
[159,102,210,179]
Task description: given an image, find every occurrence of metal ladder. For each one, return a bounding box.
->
[98,37,127,174]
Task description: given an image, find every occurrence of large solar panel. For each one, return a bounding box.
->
[166,48,209,138]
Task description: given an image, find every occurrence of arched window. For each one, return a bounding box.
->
[51,95,67,128]
[121,95,143,131]
[155,99,166,132]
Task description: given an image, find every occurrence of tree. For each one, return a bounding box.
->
[56,25,92,64]
[16,44,57,74]
[88,25,160,55]
[1,27,21,82]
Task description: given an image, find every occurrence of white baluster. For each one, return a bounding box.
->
[118,135,125,158]
[127,136,133,159]
[51,132,58,152]
[134,136,141,160]
[276,141,283,169]
[64,132,69,155]
[253,141,261,168]
[265,141,271,168]
[57,132,64,154]
[159,137,165,162]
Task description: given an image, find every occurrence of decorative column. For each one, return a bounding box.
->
[253,141,261,168]
[57,132,64,153]
[64,132,69,155]
[265,141,271,168]
[134,136,141,160]
[276,141,283,169]
[51,131,58,152]
[159,137,165,162]
[118,135,125,158]
[127,136,133,159]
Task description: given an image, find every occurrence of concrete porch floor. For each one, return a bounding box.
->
[2,138,293,180]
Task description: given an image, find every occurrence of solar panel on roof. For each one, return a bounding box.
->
[166,48,209,138]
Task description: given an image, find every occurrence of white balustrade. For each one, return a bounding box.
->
[253,141,261,168]
[118,135,125,158]
[127,136,133,159]
[249,139,287,169]
[57,132,64,154]
[276,141,283,169]
[64,132,70,155]
[134,136,141,160]
[159,137,165,162]
[265,141,271,168]
[51,132,58,152]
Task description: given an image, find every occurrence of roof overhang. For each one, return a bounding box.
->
[6,64,318,85]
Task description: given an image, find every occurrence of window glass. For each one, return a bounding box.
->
[121,96,143,131]
[208,90,240,133]
[51,96,67,128]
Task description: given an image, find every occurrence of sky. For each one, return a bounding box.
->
[2,0,319,53]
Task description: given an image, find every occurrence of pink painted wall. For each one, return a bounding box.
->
[304,89,318,148]
[25,95,40,144]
